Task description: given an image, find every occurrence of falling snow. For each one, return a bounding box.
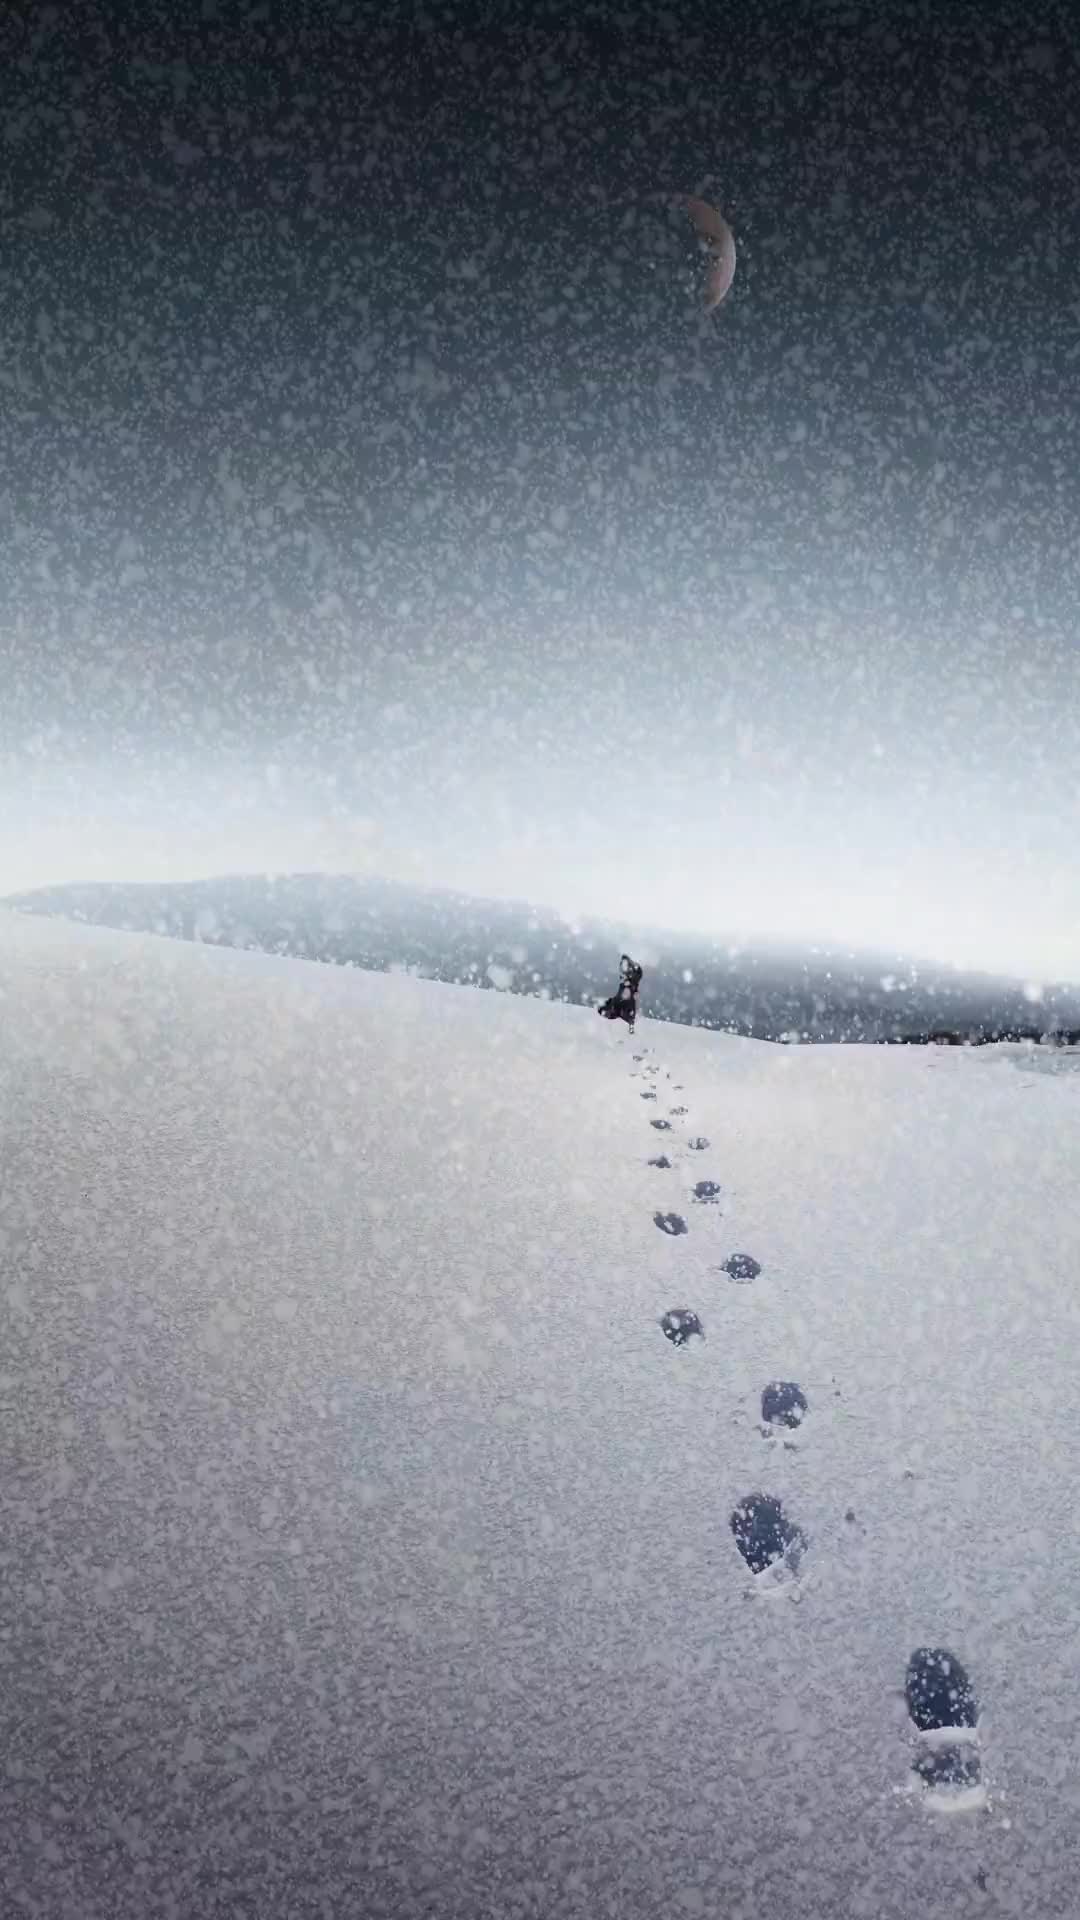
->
[5,3,1080,1911]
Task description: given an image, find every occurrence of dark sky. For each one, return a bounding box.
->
[4,0,1080,975]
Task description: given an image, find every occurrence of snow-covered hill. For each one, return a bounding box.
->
[2,910,1078,1917]
[10,872,1080,1045]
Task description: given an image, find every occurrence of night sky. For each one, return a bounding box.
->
[5,0,1080,976]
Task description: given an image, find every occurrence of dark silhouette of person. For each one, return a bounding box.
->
[598,953,642,1032]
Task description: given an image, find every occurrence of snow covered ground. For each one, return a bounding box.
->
[2,909,1078,1918]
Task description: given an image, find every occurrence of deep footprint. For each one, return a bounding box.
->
[761,1381,808,1429]
[692,1179,722,1204]
[914,1746,982,1791]
[650,1118,673,1131]
[654,1211,688,1236]
[905,1648,978,1733]
[687,1136,710,1151]
[640,1090,658,1101]
[648,1154,673,1168]
[905,1647,983,1806]
[730,1493,807,1576]
[721,1252,762,1282]
[660,1308,704,1346]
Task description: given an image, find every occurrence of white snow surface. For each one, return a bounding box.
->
[2,909,1079,1918]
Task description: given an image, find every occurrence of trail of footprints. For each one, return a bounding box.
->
[628,1043,988,1819]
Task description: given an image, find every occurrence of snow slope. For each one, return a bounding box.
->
[2,909,1078,1918]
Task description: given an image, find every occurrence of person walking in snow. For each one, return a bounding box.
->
[598,953,642,1032]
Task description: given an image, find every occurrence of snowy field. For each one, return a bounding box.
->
[2,908,1079,1919]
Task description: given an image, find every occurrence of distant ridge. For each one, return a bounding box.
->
[4,872,1079,1046]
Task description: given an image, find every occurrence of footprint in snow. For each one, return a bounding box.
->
[761,1381,808,1430]
[660,1308,704,1346]
[691,1179,721,1204]
[640,1090,658,1101]
[669,1105,688,1117]
[648,1154,673,1169]
[720,1252,761,1282]
[687,1136,710,1151]
[654,1211,688,1236]
[730,1493,807,1582]
[650,1118,673,1132]
[904,1648,985,1810]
